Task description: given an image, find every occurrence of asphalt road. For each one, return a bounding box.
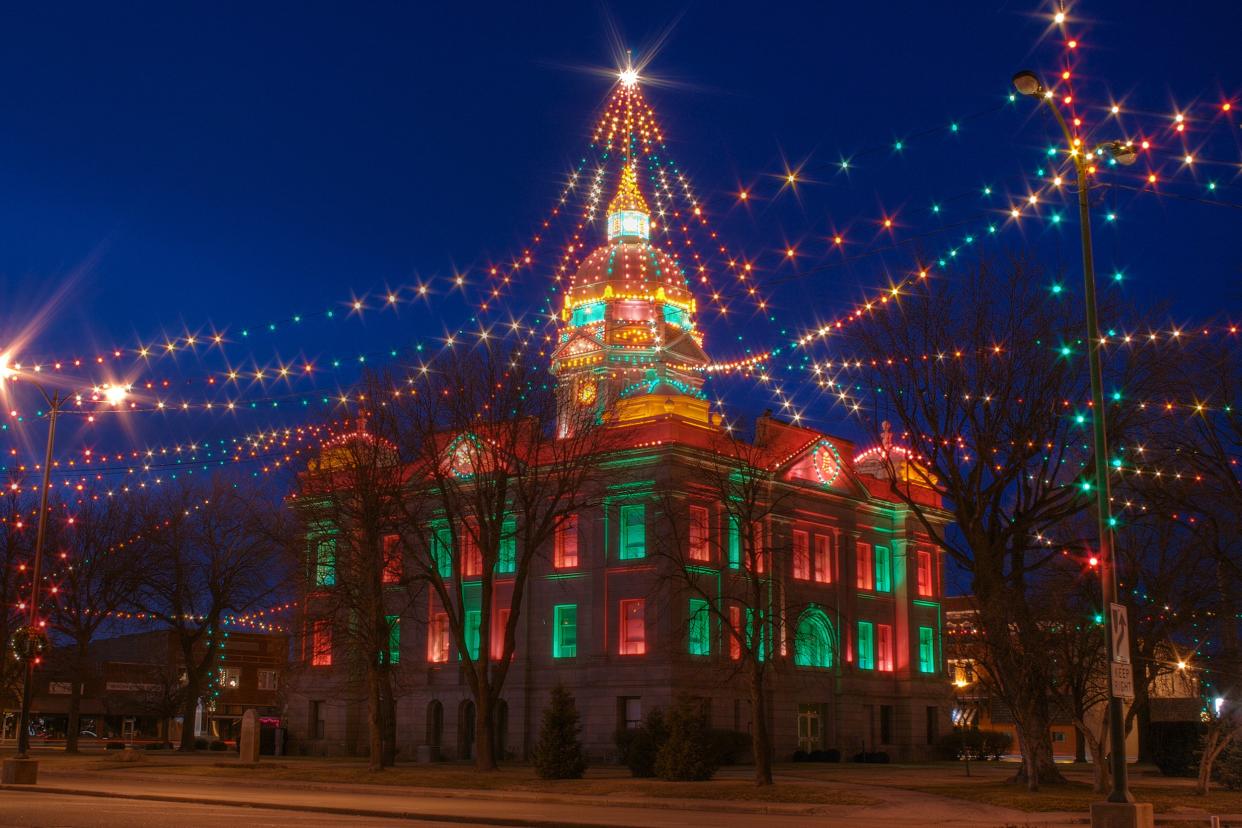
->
[0,792,476,828]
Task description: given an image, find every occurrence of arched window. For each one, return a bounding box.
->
[794,608,836,669]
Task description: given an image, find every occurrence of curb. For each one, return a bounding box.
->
[0,784,624,828]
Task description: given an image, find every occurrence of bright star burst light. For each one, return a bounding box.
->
[618,66,639,87]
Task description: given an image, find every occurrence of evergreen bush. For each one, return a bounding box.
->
[654,696,718,781]
[1151,721,1202,777]
[533,684,587,779]
[616,707,666,777]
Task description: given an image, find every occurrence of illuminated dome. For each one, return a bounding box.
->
[309,417,398,473]
[551,162,711,433]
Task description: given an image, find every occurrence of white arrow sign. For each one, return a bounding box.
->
[1110,602,1130,664]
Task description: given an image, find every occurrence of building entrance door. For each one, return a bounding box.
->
[122,717,136,743]
[797,704,822,753]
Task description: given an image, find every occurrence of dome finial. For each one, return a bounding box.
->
[607,163,650,241]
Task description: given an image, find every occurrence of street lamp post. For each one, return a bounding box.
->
[1012,70,1151,827]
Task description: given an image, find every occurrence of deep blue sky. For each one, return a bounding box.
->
[0,1,1238,478]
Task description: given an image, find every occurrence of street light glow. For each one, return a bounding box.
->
[0,353,12,382]
[103,384,129,406]
[619,67,639,88]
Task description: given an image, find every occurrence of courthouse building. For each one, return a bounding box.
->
[286,165,953,762]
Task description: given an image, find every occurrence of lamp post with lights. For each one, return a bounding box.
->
[0,362,125,784]
[1012,70,1150,826]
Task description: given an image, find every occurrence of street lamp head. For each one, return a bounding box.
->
[103,384,128,406]
[1012,70,1045,98]
[1097,140,1138,166]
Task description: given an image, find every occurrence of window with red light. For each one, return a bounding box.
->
[382,534,402,584]
[749,521,766,573]
[428,612,449,663]
[619,599,646,655]
[462,523,482,577]
[813,534,832,583]
[688,506,710,561]
[792,530,810,580]
[877,624,894,672]
[554,515,579,568]
[855,543,874,590]
[311,621,332,666]
[492,608,510,661]
[728,605,742,660]
[916,550,934,597]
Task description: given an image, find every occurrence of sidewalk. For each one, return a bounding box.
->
[2,764,1093,827]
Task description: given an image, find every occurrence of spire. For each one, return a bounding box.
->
[606,163,650,241]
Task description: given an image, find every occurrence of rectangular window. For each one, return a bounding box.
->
[813,535,832,583]
[431,526,453,578]
[745,608,767,662]
[309,700,325,739]
[855,543,874,590]
[553,604,577,658]
[688,599,710,656]
[382,534,402,584]
[688,506,710,561]
[876,624,894,672]
[555,514,579,568]
[749,521,766,573]
[727,515,741,568]
[623,697,643,730]
[257,669,278,691]
[462,523,482,577]
[916,550,934,597]
[619,504,646,559]
[492,608,510,661]
[619,599,646,655]
[918,626,936,673]
[313,537,336,587]
[728,605,741,660]
[219,667,240,689]
[792,530,810,580]
[497,518,516,574]
[464,610,481,660]
[385,615,401,665]
[874,546,892,593]
[311,621,332,666]
[857,621,874,670]
[428,612,449,663]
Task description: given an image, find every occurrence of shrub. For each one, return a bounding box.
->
[1218,745,1242,791]
[193,737,209,750]
[616,707,666,778]
[533,685,587,779]
[936,729,1011,761]
[853,751,890,763]
[209,740,228,751]
[654,696,718,781]
[1151,722,1202,777]
[105,741,125,750]
[143,742,166,750]
[980,730,1013,760]
[792,749,809,763]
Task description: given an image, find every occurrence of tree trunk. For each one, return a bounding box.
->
[66,681,82,754]
[179,676,200,751]
[474,690,497,771]
[1010,710,1066,790]
[1195,728,1230,796]
[380,671,397,767]
[1072,714,1087,763]
[749,663,773,786]
[366,663,383,771]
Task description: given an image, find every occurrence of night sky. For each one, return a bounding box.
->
[0,1,1238,481]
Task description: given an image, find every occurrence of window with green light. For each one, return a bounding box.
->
[430,525,452,578]
[688,599,711,656]
[794,609,835,668]
[874,546,892,593]
[497,518,516,574]
[857,621,875,670]
[918,626,936,673]
[727,515,741,568]
[464,610,481,660]
[313,536,336,587]
[386,615,400,665]
[619,504,646,560]
[553,604,577,658]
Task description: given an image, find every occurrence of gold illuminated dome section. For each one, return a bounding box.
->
[551,162,712,434]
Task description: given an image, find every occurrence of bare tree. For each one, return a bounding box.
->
[44,492,139,752]
[376,345,608,771]
[296,408,419,770]
[848,257,1162,789]
[651,422,790,786]
[129,475,289,751]
[0,486,33,714]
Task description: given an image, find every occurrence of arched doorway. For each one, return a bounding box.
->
[426,700,443,751]
[457,699,475,760]
[493,699,509,760]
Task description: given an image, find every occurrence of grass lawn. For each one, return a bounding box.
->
[72,758,879,806]
[901,781,1242,814]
